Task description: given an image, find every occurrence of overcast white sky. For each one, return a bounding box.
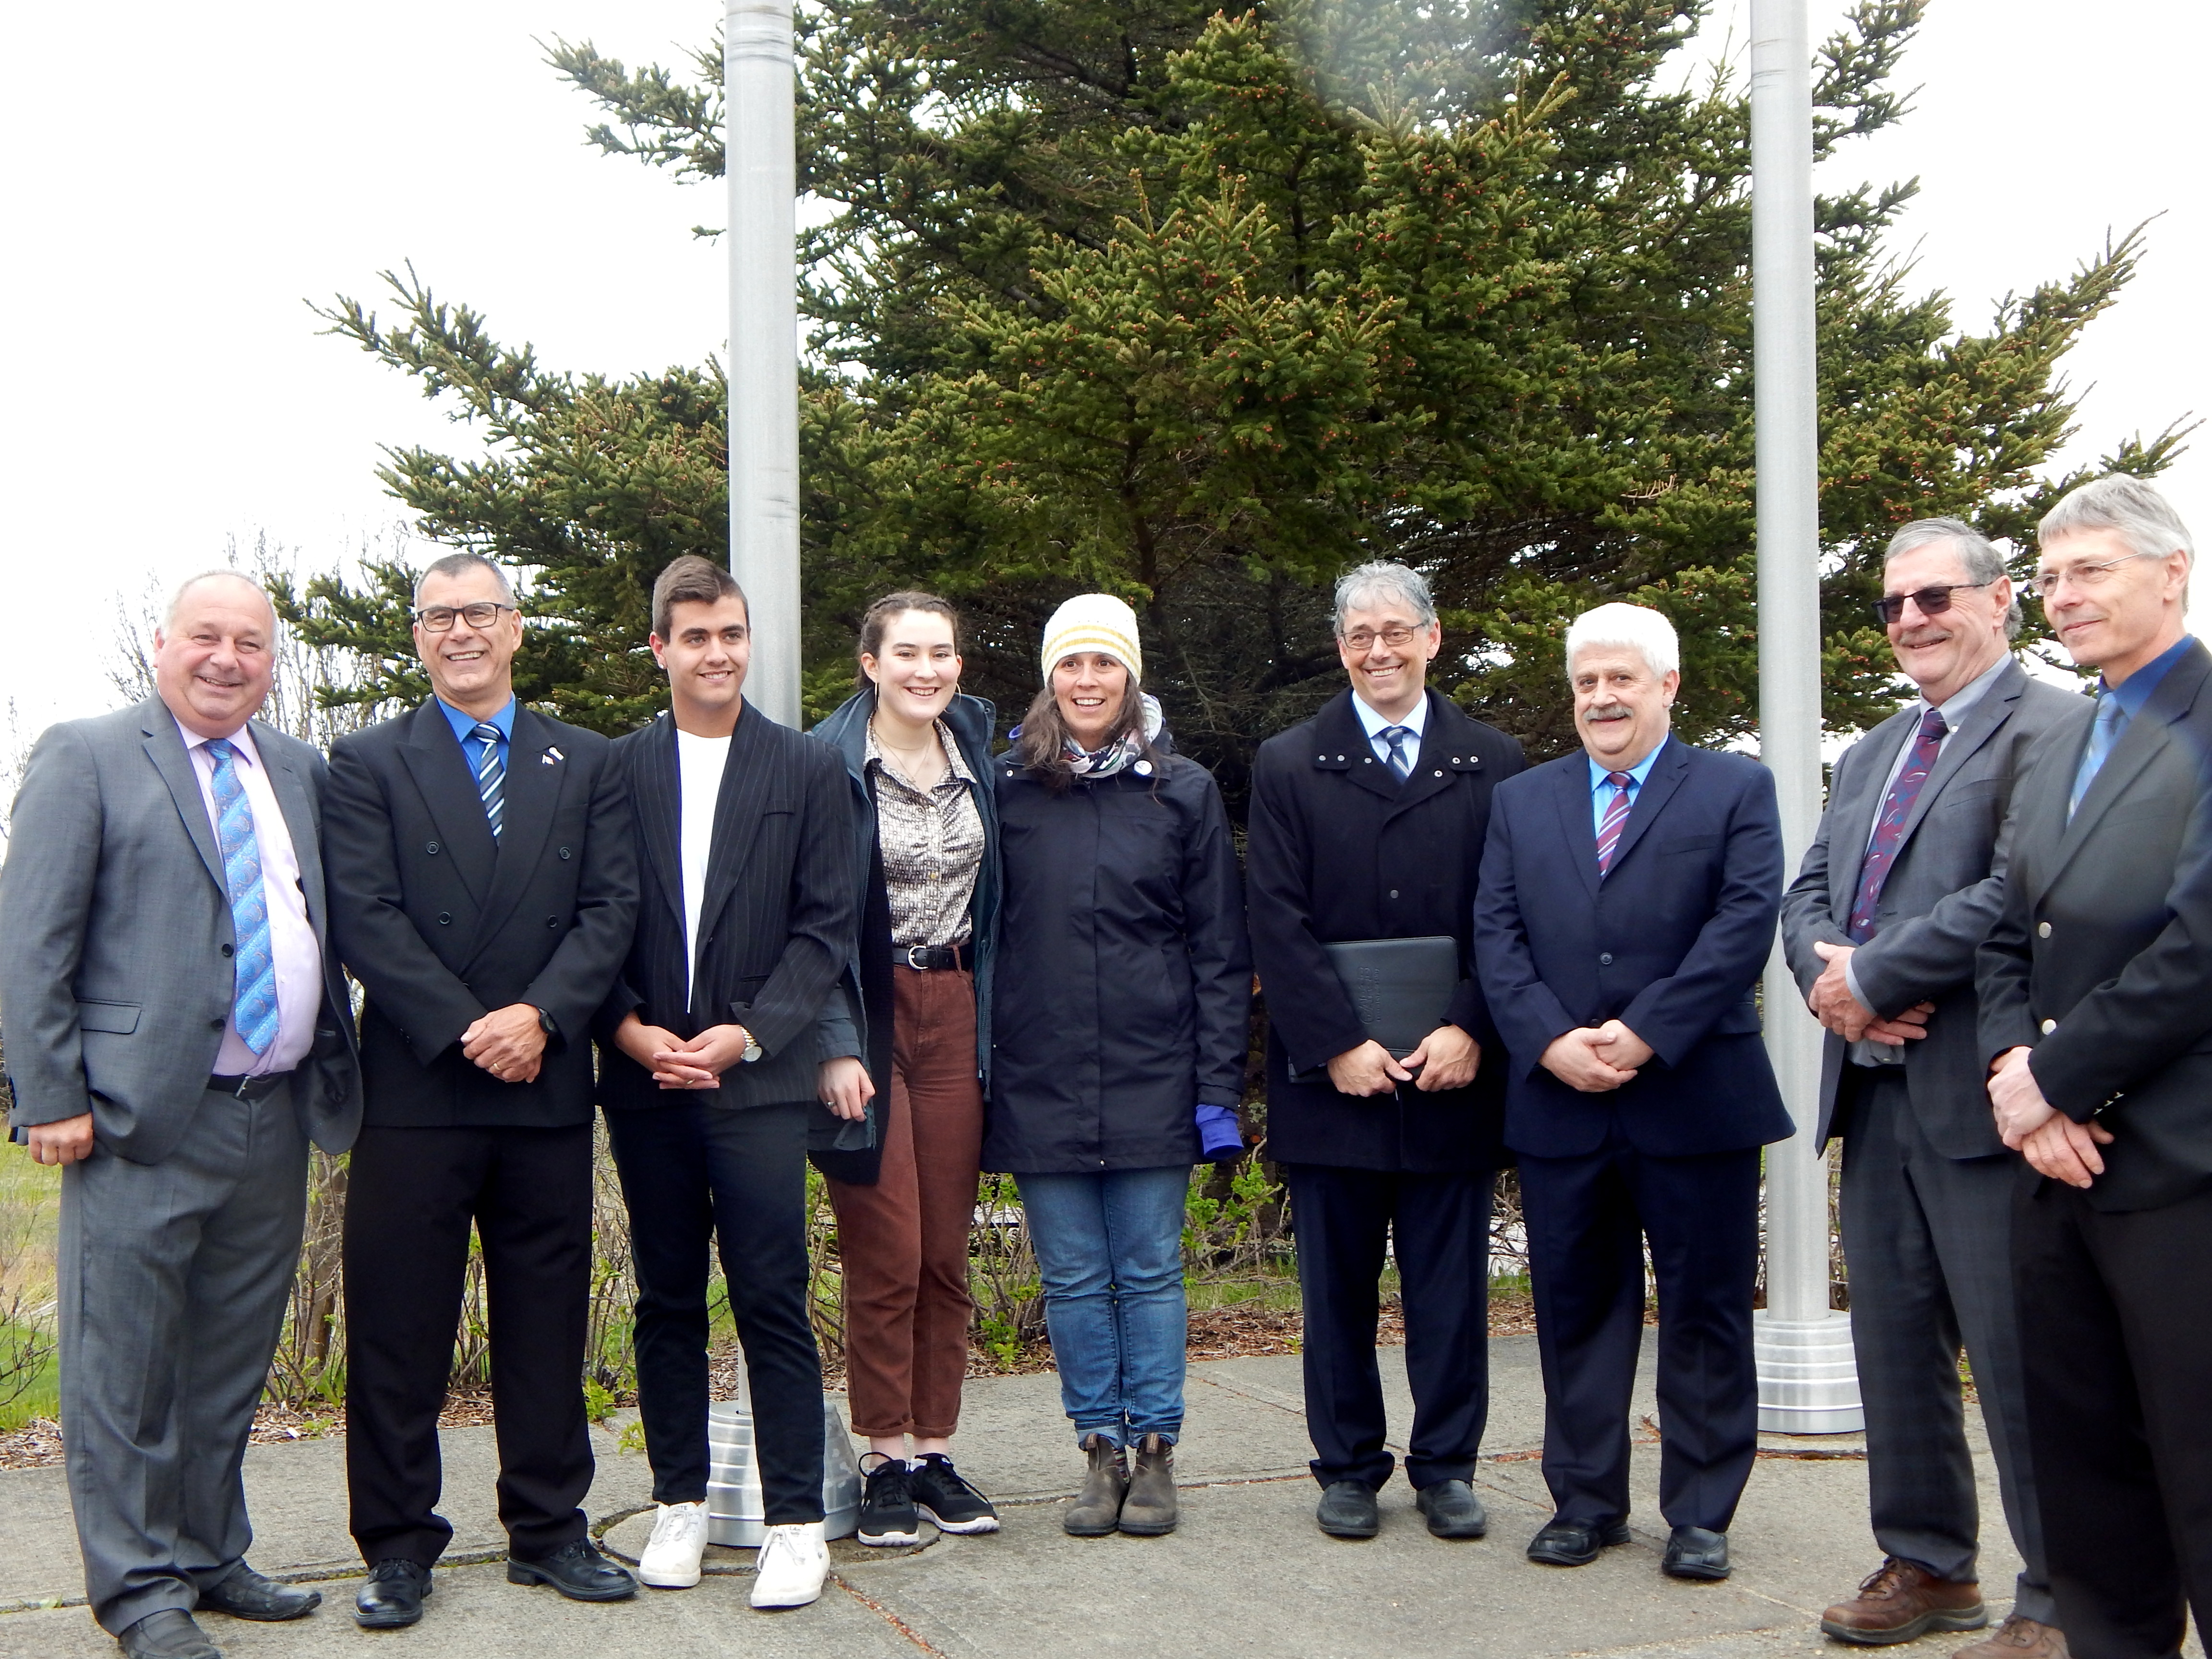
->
[2,0,2203,743]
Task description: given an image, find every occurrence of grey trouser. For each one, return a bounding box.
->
[58,1081,308,1634]
[1838,1068,2053,1624]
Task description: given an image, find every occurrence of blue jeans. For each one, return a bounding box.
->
[1016,1166,1190,1447]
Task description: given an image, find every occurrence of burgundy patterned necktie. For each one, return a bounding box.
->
[1595,771,1634,876]
[1848,706,1948,941]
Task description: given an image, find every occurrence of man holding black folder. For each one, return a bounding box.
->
[1247,561,1525,1542]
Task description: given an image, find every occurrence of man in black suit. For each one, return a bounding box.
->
[325,553,639,1627]
[1978,475,2212,1659]
[1247,561,1524,1542]
[594,556,859,1610]
[1782,521,2085,1659]
[1474,602,1792,1584]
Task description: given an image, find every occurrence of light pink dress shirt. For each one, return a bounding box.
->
[173,716,322,1076]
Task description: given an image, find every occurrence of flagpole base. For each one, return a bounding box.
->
[1753,1309,1863,1434]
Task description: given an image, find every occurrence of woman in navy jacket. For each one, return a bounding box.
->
[987,594,1250,1539]
[811,593,1004,1548]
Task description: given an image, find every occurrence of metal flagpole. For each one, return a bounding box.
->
[1749,0,1863,1433]
[725,0,802,729]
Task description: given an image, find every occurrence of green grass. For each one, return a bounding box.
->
[0,1150,63,1431]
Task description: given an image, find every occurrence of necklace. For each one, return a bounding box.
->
[871,716,944,780]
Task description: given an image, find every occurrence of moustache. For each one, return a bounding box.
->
[1584,703,1634,722]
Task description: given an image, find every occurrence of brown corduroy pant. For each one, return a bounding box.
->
[827,965,985,1440]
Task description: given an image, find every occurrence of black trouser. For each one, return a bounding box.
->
[603,1098,824,1522]
[1284,1163,1492,1491]
[1519,1130,1761,1533]
[1839,1069,2052,1621]
[2015,1176,2212,1659]
[344,1123,595,1566]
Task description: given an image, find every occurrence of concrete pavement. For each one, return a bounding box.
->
[0,1334,2090,1659]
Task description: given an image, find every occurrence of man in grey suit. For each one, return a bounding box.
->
[1781,520,2087,1659]
[0,573,362,1659]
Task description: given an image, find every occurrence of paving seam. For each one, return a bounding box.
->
[834,1573,951,1656]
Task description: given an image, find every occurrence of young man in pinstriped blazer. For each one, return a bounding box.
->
[593,555,862,1609]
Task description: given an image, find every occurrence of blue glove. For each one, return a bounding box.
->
[1195,1103,1244,1161]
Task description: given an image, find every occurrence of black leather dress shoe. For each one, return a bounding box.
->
[1527,1516,1632,1566]
[506,1538,638,1601]
[1414,1479,1489,1539]
[199,1563,321,1622]
[117,1609,222,1659]
[1662,1525,1731,1581]
[353,1560,433,1629]
[1315,1479,1381,1539]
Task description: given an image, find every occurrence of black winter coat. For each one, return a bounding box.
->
[1247,690,1525,1172]
[984,750,1251,1175]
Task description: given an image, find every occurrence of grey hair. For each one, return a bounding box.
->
[413,552,517,609]
[1564,601,1680,680]
[165,569,275,629]
[1886,518,2022,641]
[1333,561,1437,634]
[2039,474,2196,565]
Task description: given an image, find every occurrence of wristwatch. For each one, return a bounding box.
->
[740,1029,763,1064]
[535,1006,559,1040]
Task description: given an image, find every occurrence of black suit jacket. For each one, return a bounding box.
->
[1246,690,1525,1172]
[1978,638,2212,1212]
[1474,738,1792,1159]
[326,699,637,1128]
[593,706,859,1119]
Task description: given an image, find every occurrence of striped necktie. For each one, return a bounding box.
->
[1595,771,1634,876]
[472,722,505,838]
[1379,725,1415,781]
[206,740,280,1055]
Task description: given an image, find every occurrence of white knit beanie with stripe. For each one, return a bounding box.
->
[1039,593,1143,685]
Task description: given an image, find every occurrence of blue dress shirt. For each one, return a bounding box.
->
[1587,735,1669,839]
[437,695,515,780]
[1350,689,1429,768]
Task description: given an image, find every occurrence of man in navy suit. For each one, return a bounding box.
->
[1475,602,1792,1583]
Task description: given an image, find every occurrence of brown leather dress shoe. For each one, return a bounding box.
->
[1951,1615,2069,1658]
[1820,1557,1988,1645]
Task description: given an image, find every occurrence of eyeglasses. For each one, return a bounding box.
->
[2030,551,2160,600]
[1341,625,1420,651]
[414,601,516,633]
[1871,582,1994,626]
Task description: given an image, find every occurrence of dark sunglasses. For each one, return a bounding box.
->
[1871,580,1994,626]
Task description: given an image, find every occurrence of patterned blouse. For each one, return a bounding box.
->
[866,719,985,951]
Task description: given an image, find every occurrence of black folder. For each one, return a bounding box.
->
[1288,936,1461,1081]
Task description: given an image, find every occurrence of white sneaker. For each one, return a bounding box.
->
[749,1521,829,1609]
[637,1500,709,1588]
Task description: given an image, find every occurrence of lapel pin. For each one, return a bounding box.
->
[544,746,564,765]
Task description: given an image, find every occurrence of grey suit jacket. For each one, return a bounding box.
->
[1781,660,2089,1156]
[0,698,362,1163]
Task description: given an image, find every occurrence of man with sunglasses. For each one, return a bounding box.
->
[1782,520,2085,1658]
[1978,475,2212,1659]
[324,553,640,1628]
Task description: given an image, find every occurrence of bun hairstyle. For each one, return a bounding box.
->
[856,591,962,687]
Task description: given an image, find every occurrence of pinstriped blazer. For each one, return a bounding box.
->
[594,704,860,1115]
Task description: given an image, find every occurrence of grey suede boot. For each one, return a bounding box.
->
[1118,1434,1178,1536]
[1063,1434,1128,1536]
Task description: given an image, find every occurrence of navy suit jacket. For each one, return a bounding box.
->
[1473,737,1792,1159]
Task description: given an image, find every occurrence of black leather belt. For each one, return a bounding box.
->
[208,1071,293,1101]
[901,944,968,971]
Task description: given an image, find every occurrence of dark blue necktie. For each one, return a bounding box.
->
[1849,707,1947,942]
[472,723,505,838]
[1379,725,1415,781]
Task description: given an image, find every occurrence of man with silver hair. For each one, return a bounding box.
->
[1783,519,2085,1658]
[1476,601,1791,1583]
[0,571,362,1659]
[1247,560,1525,1542]
[1978,473,2212,1659]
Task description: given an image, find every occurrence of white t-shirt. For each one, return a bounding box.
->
[676,729,732,1008]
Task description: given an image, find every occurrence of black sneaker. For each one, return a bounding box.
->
[908,1454,1001,1535]
[857,1454,922,1546]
